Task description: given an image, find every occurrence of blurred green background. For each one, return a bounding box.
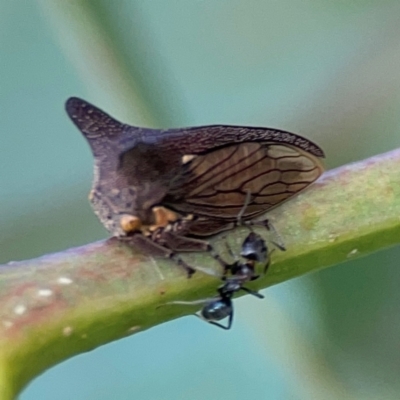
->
[2,1,400,399]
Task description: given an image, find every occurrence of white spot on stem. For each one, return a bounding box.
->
[328,234,337,243]
[3,320,13,328]
[38,289,53,297]
[63,326,73,336]
[58,276,73,285]
[14,305,27,315]
[347,248,359,258]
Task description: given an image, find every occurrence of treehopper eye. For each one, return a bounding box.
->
[65,97,325,275]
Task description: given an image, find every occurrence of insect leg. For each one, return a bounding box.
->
[208,247,232,276]
[263,251,273,274]
[158,230,230,274]
[126,233,196,277]
[195,310,233,330]
[253,219,286,251]
[240,286,264,299]
[156,230,210,252]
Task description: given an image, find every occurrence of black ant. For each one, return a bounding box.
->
[165,226,276,330]
[162,191,284,329]
[199,231,270,329]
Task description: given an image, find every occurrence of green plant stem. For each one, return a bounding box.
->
[1,149,400,399]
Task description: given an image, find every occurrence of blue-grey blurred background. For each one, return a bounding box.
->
[2,1,400,399]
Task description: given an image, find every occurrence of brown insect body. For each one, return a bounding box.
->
[66,97,324,274]
[164,140,324,236]
[66,98,324,236]
[66,98,185,237]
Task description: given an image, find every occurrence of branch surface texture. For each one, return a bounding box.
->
[1,149,400,399]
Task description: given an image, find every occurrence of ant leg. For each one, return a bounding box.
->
[125,233,196,277]
[240,286,264,299]
[156,230,210,252]
[209,247,231,276]
[162,231,231,277]
[196,309,233,330]
[159,230,230,275]
[224,236,236,260]
[174,257,196,278]
[160,300,233,329]
[257,219,286,251]
[271,240,286,252]
[263,253,272,274]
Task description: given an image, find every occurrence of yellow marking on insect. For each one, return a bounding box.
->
[184,213,194,221]
[120,214,142,233]
[182,154,196,164]
[152,206,179,227]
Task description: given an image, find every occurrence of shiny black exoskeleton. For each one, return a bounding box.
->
[163,192,284,329]
[198,231,269,329]
[166,229,270,330]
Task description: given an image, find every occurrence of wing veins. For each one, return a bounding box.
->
[187,148,274,196]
